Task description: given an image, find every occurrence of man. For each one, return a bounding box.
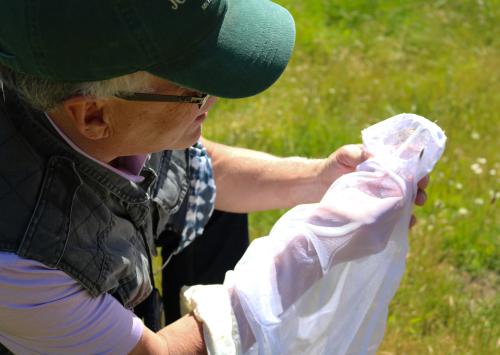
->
[0,1,428,353]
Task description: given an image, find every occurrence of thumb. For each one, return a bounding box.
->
[337,144,371,168]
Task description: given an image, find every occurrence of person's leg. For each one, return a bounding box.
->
[161,210,249,324]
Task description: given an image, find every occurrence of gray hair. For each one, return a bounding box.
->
[0,64,153,112]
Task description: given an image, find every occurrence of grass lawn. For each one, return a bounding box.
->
[201,0,499,353]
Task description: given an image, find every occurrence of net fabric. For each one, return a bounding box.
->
[183,114,446,355]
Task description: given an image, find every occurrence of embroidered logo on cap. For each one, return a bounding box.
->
[169,0,213,11]
[201,0,213,10]
[170,0,186,10]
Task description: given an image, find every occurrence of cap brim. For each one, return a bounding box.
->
[148,0,295,98]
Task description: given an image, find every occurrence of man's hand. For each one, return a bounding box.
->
[319,144,429,228]
[411,175,429,227]
[129,313,207,355]
[318,144,371,185]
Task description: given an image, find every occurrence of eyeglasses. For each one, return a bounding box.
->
[115,92,210,109]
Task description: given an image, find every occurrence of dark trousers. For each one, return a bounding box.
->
[161,210,249,325]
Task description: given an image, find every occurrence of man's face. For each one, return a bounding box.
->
[104,76,217,155]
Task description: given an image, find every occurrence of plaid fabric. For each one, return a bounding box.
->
[176,141,216,253]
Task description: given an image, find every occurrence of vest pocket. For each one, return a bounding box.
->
[18,156,82,267]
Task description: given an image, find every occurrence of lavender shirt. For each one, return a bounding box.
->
[0,253,144,354]
[0,114,147,354]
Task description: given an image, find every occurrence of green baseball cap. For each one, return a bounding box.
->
[0,0,295,98]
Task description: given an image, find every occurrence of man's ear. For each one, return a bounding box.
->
[62,97,111,140]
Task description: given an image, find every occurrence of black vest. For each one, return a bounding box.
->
[0,92,190,309]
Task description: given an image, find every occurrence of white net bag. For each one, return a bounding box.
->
[182,114,447,355]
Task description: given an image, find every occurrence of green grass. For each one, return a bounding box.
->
[202,0,499,353]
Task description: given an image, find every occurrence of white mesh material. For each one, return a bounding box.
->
[182,114,447,355]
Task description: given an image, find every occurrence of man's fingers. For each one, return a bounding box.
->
[415,189,427,206]
[409,215,417,228]
[338,144,372,168]
[361,148,372,161]
[418,175,430,190]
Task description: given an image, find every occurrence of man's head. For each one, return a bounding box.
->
[0,0,296,99]
[0,0,295,159]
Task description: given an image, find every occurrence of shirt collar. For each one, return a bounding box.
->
[44,113,147,183]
